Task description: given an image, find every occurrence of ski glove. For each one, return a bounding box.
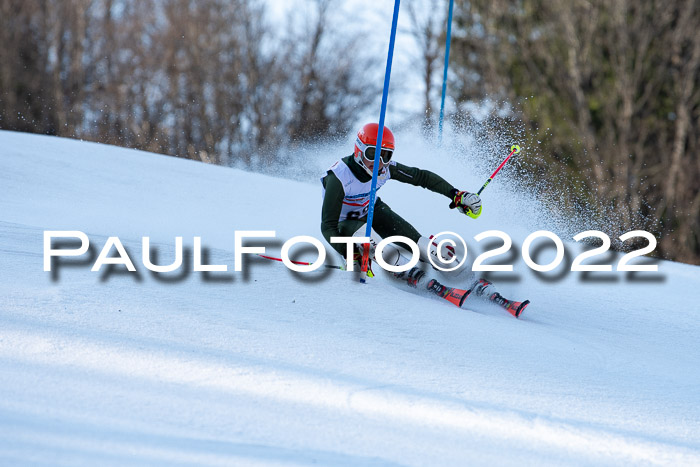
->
[449,189,482,219]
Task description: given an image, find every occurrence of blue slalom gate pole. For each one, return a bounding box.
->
[437,0,455,144]
[361,0,401,283]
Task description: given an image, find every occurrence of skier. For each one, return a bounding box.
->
[320,123,528,317]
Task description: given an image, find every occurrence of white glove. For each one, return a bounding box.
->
[450,190,482,218]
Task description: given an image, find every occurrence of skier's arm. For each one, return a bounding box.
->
[320,171,348,256]
[390,162,483,218]
[389,162,456,198]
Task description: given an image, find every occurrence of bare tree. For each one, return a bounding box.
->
[449,0,700,264]
[406,0,445,132]
[284,0,380,145]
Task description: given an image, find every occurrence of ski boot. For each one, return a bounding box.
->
[426,278,470,307]
[394,267,427,288]
[469,278,529,318]
[489,293,530,318]
[394,268,470,308]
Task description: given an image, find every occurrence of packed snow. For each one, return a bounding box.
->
[1,130,698,466]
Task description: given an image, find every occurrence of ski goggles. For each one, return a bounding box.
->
[356,137,394,163]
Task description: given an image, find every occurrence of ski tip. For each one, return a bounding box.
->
[515,300,530,318]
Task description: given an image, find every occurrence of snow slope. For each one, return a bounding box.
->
[1,130,699,466]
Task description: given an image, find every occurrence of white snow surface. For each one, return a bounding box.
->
[0,130,699,466]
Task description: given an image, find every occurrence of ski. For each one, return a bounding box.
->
[489,293,530,318]
[426,278,470,307]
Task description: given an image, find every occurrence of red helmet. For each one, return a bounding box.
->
[354,123,395,175]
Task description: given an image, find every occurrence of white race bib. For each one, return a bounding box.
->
[323,160,392,222]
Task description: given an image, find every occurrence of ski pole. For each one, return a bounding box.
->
[362,0,401,284]
[257,254,344,270]
[477,144,521,195]
[461,144,521,219]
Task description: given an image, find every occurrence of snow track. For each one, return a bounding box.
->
[1,131,699,465]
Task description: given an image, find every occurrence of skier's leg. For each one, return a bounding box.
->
[343,222,408,270]
[371,200,503,300]
[336,219,375,272]
[369,199,433,286]
[371,199,463,267]
[370,198,422,244]
[373,200,491,294]
[338,204,528,314]
[337,216,409,274]
[337,219,366,238]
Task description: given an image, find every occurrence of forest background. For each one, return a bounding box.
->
[1,0,698,265]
